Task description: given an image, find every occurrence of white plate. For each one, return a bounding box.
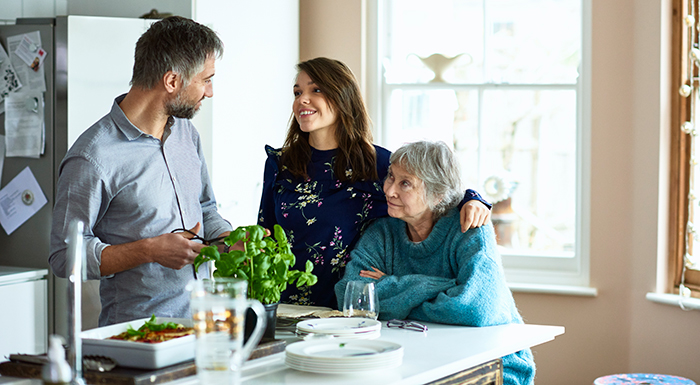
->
[285,358,402,374]
[285,339,402,361]
[296,329,381,340]
[81,317,194,369]
[285,354,400,368]
[296,318,381,334]
[284,339,403,374]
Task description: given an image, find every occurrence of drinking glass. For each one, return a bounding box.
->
[188,278,266,384]
[343,281,378,320]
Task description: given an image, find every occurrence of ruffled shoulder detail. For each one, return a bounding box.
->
[264,144,283,173]
[265,145,306,191]
[265,144,282,161]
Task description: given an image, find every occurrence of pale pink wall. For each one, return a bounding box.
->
[299,0,700,384]
[299,0,365,88]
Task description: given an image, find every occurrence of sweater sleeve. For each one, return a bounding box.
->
[335,220,456,319]
[457,188,492,210]
[409,225,520,327]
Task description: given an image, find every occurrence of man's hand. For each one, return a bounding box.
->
[99,223,206,276]
[151,223,206,269]
[460,200,491,233]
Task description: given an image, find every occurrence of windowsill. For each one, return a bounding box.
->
[646,292,700,311]
[509,282,598,297]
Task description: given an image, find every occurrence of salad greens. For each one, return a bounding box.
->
[194,224,318,304]
[126,314,182,337]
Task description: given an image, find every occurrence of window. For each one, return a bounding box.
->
[370,0,589,287]
[671,0,700,297]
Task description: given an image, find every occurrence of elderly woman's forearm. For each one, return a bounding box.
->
[374,274,456,320]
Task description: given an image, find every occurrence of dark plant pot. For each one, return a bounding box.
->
[244,302,278,343]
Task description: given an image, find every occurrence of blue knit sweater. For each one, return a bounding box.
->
[335,208,535,385]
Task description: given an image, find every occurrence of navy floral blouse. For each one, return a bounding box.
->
[258,144,488,309]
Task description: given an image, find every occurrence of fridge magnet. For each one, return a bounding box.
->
[21,189,34,205]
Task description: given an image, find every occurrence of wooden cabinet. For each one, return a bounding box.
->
[426,358,503,385]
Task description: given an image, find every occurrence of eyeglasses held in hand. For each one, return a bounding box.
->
[386,319,428,332]
[170,228,226,246]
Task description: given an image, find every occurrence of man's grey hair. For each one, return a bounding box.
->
[130,16,223,90]
[390,141,462,220]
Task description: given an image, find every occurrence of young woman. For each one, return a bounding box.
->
[258,57,491,308]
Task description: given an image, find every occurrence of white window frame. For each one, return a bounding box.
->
[365,0,593,292]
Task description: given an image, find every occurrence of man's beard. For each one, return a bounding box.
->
[165,90,199,120]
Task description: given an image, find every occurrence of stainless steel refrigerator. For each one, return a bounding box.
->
[0,16,153,348]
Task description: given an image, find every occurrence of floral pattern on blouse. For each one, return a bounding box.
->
[258,145,391,308]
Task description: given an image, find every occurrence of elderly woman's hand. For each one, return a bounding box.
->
[460,200,491,232]
[360,267,386,280]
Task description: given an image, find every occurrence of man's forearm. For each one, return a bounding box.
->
[99,238,153,276]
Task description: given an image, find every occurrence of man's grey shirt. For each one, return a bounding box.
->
[49,94,231,326]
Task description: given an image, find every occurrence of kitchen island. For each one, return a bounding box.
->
[0,321,562,384]
[166,321,564,385]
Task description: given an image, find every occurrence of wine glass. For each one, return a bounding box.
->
[343,281,378,320]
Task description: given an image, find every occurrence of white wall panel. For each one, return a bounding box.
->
[0,0,22,22]
[196,0,299,228]
[22,0,56,17]
[66,0,191,18]
[65,16,153,147]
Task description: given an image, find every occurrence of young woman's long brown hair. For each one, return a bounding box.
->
[280,57,377,183]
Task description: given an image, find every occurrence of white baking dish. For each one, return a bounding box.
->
[81,317,195,369]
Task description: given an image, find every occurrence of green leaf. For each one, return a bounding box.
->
[235,269,249,280]
[247,225,265,242]
[273,224,287,243]
[226,227,247,245]
[228,250,247,266]
[126,325,145,337]
[193,246,220,273]
[304,272,318,286]
[145,315,179,331]
[305,260,315,273]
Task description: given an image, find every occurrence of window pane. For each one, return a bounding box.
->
[480,89,576,254]
[485,0,581,84]
[689,94,700,270]
[384,0,580,84]
[384,88,577,254]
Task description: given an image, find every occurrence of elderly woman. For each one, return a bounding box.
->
[335,141,535,385]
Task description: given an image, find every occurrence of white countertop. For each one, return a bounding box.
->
[167,322,564,385]
[0,266,48,286]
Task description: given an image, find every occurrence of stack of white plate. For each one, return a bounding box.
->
[295,318,382,340]
[285,339,403,374]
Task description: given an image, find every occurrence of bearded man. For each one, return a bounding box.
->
[49,16,231,326]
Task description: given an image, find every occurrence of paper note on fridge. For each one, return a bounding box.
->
[0,167,48,235]
[4,90,44,158]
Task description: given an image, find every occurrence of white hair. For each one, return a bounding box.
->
[389,141,462,220]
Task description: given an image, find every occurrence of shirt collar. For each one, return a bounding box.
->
[110,93,174,141]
